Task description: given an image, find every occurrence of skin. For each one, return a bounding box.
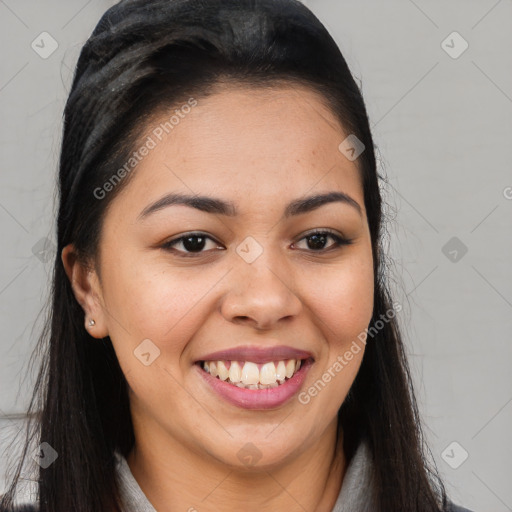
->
[62,84,374,512]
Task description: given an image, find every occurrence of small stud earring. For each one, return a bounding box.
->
[88,319,96,327]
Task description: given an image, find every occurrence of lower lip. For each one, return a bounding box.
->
[195,358,314,410]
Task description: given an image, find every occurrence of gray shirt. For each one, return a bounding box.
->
[8,440,472,511]
[114,439,377,512]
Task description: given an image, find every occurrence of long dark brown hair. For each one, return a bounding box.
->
[1,0,452,510]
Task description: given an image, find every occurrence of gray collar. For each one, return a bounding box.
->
[331,440,377,512]
[115,439,376,512]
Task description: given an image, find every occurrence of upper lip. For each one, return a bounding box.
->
[196,344,314,364]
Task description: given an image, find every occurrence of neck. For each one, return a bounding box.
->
[126,417,346,512]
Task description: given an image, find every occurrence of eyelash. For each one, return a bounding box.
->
[161,229,353,258]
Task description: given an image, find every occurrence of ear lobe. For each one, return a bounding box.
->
[61,244,109,339]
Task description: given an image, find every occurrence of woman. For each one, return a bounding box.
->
[0,1,474,511]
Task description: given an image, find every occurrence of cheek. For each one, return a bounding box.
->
[101,259,212,373]
[297,257,373,423]
[103,265,209,416]
[104,256,204,329]
[310,255,374,346]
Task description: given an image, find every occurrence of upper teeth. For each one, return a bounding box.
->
[203,359,302,386]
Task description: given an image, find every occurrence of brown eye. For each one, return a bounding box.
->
[162,232,222,257]
[293,230,352,252]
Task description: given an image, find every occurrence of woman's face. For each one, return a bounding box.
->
[74,84,374,469]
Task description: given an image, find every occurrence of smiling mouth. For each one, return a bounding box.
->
[196,357,313,390]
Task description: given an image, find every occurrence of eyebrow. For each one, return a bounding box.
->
[137,190,362,221]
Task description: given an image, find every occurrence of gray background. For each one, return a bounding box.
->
[1,0,511,510]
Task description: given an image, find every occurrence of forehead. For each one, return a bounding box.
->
[111,84,364,218]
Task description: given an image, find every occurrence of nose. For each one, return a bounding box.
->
[220,257,302,331]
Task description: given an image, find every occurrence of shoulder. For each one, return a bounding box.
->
[446,502,475,512]
[0,506,38,512]
[0,496,38,512]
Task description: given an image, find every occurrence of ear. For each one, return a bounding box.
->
[61,244,109,339]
